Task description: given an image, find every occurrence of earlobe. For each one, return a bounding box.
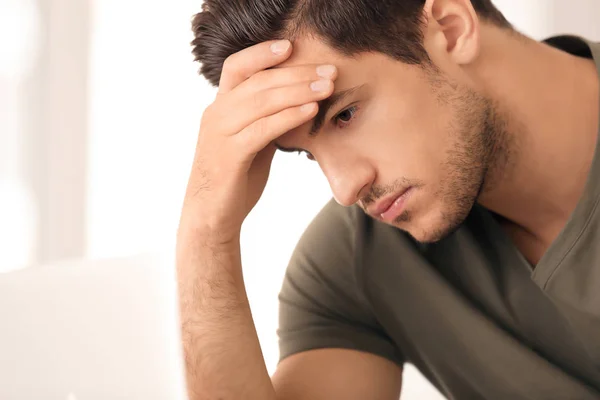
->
[428,0,480,65]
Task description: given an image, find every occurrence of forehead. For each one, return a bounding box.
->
[277,35,388,81]
[274,37,389,145]
[278,36,348,67]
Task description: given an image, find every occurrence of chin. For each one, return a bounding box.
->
[397,204,470,244]
[408,225,455,244]
[400,224,448,244]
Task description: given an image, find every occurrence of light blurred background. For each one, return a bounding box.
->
[1,0,599,398]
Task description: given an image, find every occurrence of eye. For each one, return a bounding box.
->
[333,105,359,128]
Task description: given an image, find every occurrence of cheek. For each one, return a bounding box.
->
[363,91,455,182]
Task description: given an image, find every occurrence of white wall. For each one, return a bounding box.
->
[0,0,41,272]
[58,1,600,399]
[2,0,600,399]
[86,0,206,258]
[0,0,91,271]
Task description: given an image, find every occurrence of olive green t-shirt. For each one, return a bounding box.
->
[278,36,600,399]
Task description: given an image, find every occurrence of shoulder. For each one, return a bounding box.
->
[282,198,422,317]
[284,198,363,294]
[278,198,405,365]
[292,198,362,256]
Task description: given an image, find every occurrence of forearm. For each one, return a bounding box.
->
[176,227,276,400]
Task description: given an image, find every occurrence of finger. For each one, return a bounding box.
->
[218,40,292,95]
[219,79,333,136]
[235,102,319,154]
[237,63,338,94]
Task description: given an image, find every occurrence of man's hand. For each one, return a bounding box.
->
[180,39,338,245]
[176,40,338,400]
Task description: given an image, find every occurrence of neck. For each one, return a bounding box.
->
[473,27,599,249]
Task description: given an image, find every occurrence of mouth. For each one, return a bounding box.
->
[367,187,413,223]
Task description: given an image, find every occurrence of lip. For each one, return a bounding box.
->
[379,188,413,223]
[368,187,412,218]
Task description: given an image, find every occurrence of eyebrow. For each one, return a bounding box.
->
[311,83,365,135]
[274,83,366,154]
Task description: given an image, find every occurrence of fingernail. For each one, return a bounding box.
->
[316,65,336,79]
[271,40,290,55]
[300,103,316,113]
[311,79,332,92]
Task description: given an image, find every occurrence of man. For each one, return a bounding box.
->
[176,0,600,398]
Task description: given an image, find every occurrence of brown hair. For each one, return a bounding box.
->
[192,0,511,87]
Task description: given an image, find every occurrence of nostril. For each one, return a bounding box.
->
[356,183,371,202]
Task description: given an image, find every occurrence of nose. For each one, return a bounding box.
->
[320,154,375,207]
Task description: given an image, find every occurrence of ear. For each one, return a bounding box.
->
[423,0,480,65]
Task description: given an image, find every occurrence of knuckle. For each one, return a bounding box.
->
[252,117,269,139]
[251,90,268,111]
[251,69,269,85]
[236,119,266,153]
[201,104,220,130]
[222,55,236,75]
[202,103,215,121]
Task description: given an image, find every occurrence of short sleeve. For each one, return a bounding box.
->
[277,198,405,367]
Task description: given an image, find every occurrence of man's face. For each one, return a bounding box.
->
[276,35,504,243]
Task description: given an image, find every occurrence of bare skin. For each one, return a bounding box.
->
[273,4,599,264]
[176,40,403,400]
[176,0,599,399]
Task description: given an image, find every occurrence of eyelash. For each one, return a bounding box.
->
[333,104,359,128]
[295,104,360,160]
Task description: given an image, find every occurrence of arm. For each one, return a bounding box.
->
[176,234,276,400]
[273,349,403,400]
[177,38,403,399]
[177,205,404,400]
[177,233,403,400]
[177,228,402,400]
[176,38,338,399]
[273,200,405,399]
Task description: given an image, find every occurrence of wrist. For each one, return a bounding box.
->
[177,210,241,249]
